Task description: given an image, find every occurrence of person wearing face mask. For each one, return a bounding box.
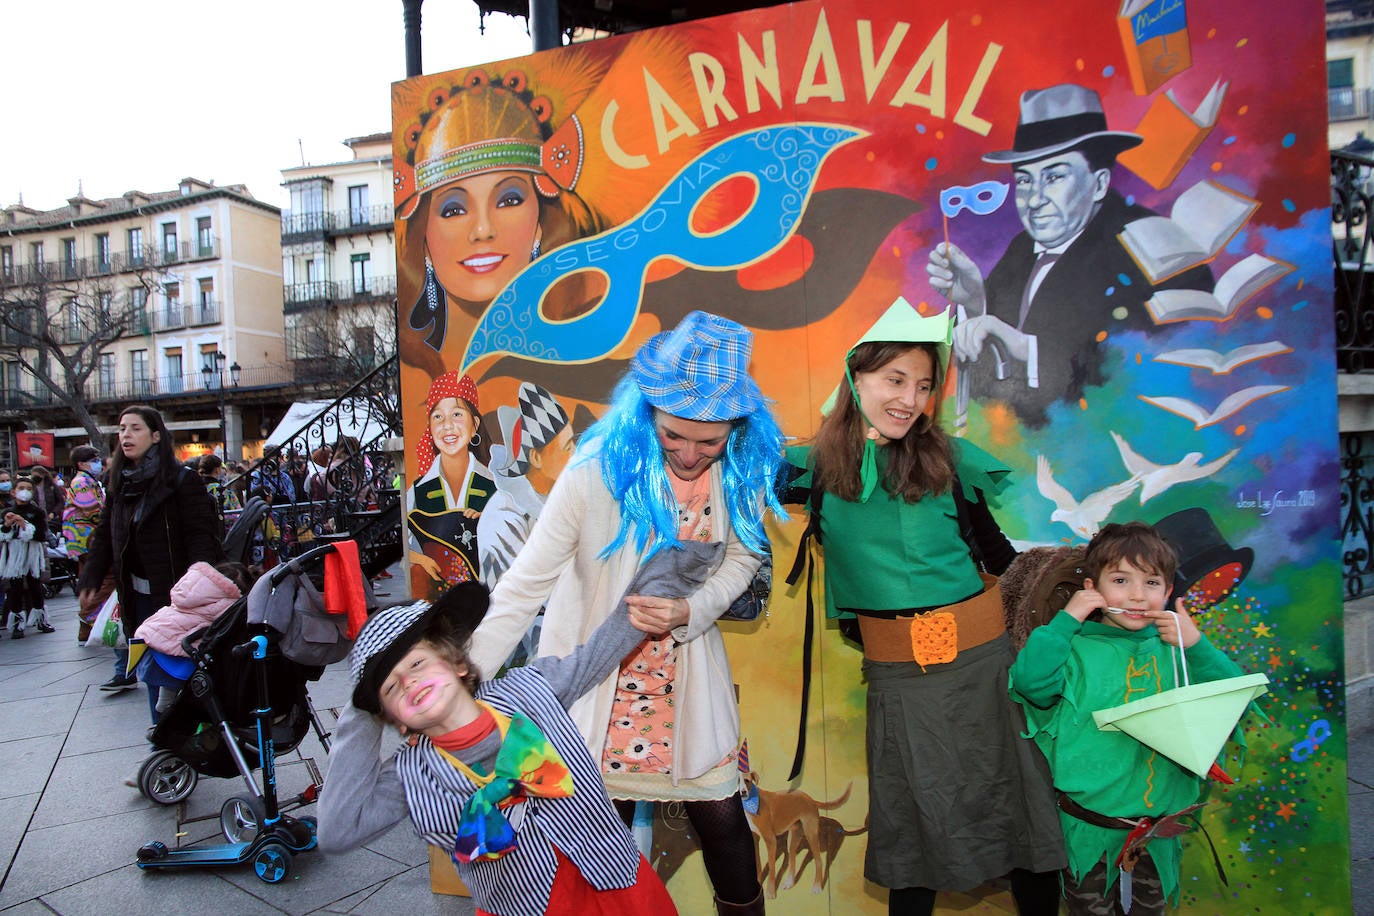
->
[29,466,65,533]
[78,406,223,702]
[0,468,14,512]
[63,445,107,641]
[1,477,55,638]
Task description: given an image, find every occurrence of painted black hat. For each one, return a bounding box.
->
[1153,508,1254,611]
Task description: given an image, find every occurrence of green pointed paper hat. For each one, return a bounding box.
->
[1092,673,1269,778]
[819,298,952,501]
[820,297,953,416]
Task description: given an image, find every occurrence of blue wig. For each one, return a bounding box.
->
[577,375,787,559]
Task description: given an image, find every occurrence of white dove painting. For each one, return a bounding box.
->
[1036,454,1141,540]
[1110,431,1240,504]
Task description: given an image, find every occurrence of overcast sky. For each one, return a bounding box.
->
[2,0,534,213]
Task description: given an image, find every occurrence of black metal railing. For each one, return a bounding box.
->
[284,280,338,310]
[281,211,334,241]
[1336,148,1374,597]
[1342,431,1374,598]
[1332,87,1374,123]
[222,353,402,573]
[1334,149,1374,374]
[331,204,394,234]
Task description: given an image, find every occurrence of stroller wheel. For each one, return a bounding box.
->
[138,751,199,805]
[220,795,265,844]
[252,842,291,883]
[42,579,62,599]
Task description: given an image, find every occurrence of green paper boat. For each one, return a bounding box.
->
[1093,673,1269,777]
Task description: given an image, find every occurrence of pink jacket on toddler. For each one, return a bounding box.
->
[135,562,241,656]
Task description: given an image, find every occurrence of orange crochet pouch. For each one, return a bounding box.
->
[910,611,958,666]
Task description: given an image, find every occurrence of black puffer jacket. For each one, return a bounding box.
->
[78,465,224,635]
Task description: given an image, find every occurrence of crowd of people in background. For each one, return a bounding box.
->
[0,421,394,654]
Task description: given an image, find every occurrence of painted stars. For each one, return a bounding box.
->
[1275,802,1297,822]
[1252,622,1273,638]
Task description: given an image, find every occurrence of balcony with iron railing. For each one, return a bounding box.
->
[1332,86,1374,123]
[187,300,221,326]
[284,280,339,312]
[281,211,335,243]
[344,274,397,303]
[150,305,187,332]
[329,204,394,235]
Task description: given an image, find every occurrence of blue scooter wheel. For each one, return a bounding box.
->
[137,841,168,863]
[253,842,291,884]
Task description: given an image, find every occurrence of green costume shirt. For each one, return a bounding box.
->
[786,440,1011,618]
[1009,612,1245,904]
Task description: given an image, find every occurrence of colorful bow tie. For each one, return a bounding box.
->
[451,710,574,864]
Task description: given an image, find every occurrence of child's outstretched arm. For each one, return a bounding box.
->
[532,540,725,707]
[316,704,412,854]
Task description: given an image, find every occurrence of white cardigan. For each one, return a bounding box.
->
[470,458,760,784]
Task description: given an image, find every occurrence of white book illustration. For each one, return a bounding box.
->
[1146,254,1295,323]
[1153,340,1292,374]
[1138,384,1288,428]
[1118,179,1260,283]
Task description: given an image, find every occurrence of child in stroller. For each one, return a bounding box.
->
[134,562,259,724]
[133,545,369,812]
[135,543,373,882]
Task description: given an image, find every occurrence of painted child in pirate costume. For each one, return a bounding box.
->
[1009,521,1246,915]
[786,298,1065,915]
[407,371,497,600]
[318,552,725,916]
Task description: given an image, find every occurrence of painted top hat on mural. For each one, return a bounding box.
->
[1152,507,1254,611]
[982,83,1143,166]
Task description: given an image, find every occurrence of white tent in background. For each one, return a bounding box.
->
[263,400,392,452]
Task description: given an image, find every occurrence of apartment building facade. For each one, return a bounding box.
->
[0,178,288,466]
[279,133,397,381]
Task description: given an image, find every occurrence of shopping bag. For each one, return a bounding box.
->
[84,593,124,649]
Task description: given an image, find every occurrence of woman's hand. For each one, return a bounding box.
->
[409,550,442,581]
[625,594,690,634]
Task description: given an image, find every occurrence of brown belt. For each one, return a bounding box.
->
[857,573,1006,664]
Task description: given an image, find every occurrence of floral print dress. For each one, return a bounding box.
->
[601,471,713,777]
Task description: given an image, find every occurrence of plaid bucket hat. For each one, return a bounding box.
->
[348,581,489,714]
[630,311,766,422]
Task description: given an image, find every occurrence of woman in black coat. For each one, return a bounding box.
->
[78,405,223,711]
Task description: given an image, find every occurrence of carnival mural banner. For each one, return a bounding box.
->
[393,0,1344,910]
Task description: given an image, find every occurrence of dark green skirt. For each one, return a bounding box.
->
[863,634,1066,891]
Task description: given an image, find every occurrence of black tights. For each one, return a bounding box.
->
[889,869,1061,916]
[614,797,761,905]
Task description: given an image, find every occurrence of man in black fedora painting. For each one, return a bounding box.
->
[928,83,1213,427]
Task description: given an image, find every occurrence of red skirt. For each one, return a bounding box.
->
[477,848,677,916]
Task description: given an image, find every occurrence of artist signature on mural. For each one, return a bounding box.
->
[1235,490,1316,515]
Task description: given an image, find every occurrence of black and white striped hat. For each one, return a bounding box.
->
[348,581,489,714]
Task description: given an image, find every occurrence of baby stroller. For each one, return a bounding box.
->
[136,543,371,883]
[43,534,79,599]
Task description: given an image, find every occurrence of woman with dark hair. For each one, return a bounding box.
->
[787,301,1064,916]
[77,406,223,707]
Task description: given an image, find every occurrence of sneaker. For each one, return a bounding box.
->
[37,623,56,634]
[99,674,137,692]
